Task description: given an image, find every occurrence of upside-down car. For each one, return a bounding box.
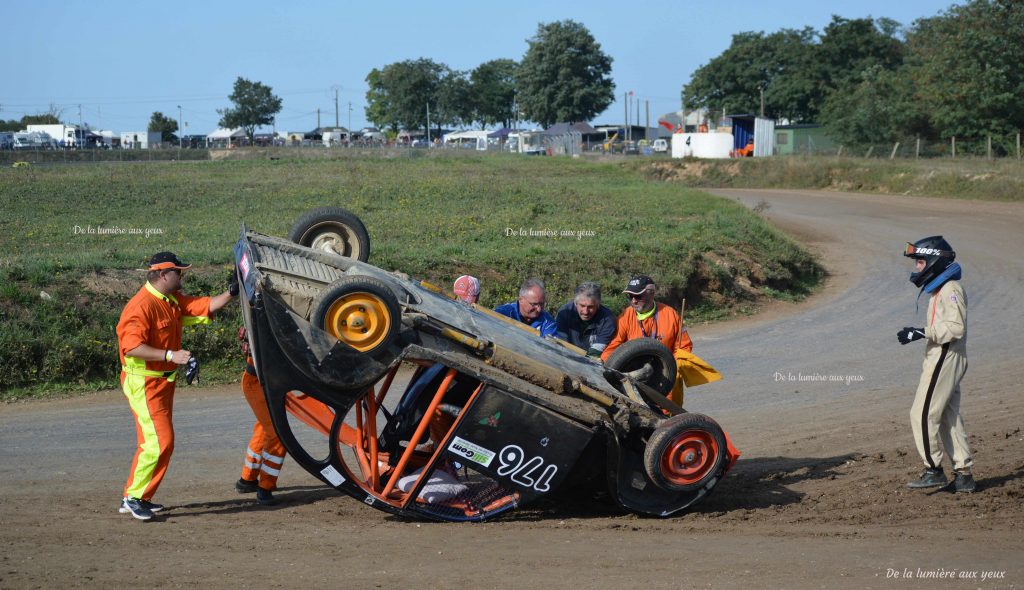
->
[233,207,739,522]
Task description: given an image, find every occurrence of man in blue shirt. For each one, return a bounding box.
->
[494,278,557,337]
[555,281,616,357]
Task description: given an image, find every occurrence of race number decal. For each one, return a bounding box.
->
[496,445,558,493]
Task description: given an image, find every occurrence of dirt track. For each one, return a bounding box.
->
[2,189,1023,589]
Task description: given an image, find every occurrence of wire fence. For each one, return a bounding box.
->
[777,133,1023,160]
[3,132,1020,164]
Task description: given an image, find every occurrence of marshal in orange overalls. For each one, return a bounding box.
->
[116,282,211,502]
[239,357,287,491]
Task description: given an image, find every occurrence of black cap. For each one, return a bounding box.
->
[148,251,191,271]
[623,274,655,294]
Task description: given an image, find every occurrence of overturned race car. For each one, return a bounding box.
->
[234,207,739,522]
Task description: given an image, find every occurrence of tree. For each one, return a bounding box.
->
[435,69,474,129]
[1,112,62,132]
[365,68,399,133]
[684,28,819,122]
[517,20,614,127]
[470,59,518,128]
[821,65,926,145]
[147,111,179,143]
[217,77,282,143]
[905,0,1024,145]
[364,59,447,134]
[817,16,904,90]
[684,17,904,124]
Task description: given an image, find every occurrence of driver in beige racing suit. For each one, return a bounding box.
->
[899,236,975,493]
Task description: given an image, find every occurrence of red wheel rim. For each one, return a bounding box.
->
[660,429,720,486]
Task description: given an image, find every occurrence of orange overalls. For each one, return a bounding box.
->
[116,282,211,501]
[601,302,692,362]
[601,302,695,406]
[240,357,287,491]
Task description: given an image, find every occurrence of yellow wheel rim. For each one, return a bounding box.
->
[322,292,392,352]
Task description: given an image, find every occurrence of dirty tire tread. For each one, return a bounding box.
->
[604,337,677,395]
[288,206,371,262]
[643,412,727,493]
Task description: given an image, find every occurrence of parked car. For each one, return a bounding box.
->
[233,207,739,522]
[652,139,669,153]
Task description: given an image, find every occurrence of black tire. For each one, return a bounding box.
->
[311,276,399,356]
[604,337,677,395]
[289,207,370,262]
[643,413,727,493]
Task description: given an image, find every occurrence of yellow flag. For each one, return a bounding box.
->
[668,349,723,406]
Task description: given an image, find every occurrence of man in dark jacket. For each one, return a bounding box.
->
[555,281,615,357]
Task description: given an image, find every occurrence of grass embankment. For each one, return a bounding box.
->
[636,156,1024,202]
[0,153,821,398]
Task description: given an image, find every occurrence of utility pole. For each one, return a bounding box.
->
[177,105,183,149]
[623,92,628,143]
[347,101,352,135]
[635,97,640,134]
[317,108,321,129]
[78,104,83,148]
[426,103,431,144]
[645,99,649,143]
[334,87,340,128]
[760,85,765,118]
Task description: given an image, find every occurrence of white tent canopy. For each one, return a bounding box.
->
[207,127,246,140]
[443,129,490,143]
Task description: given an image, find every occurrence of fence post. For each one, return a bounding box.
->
[837,145,844,157]
[1017,131,1021,160]
[865,146,874,158]
[987,135,992,160]
[951,136,956,159]
[890,142,900,160]
[916,137,921,159]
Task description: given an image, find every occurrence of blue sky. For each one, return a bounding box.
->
[2,0,958,135]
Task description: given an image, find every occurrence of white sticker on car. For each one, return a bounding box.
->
[239,252,250,280]
[448,436,496,468]
[320,464,345,486]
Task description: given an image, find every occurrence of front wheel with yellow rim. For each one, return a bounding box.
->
[311,276,400,356]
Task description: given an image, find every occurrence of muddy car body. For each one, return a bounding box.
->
[234,207,738,522]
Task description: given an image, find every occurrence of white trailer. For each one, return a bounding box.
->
[26,124,79,147]
[120,131,161,149]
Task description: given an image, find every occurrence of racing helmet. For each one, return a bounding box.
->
[904,235,955,288]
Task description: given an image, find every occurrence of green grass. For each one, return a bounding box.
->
[633,155,1024,201]
[0,152,821,396]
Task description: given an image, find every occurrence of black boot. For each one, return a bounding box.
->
[235,478,259,493]
[256,488,277,506]
[907,467,948,489]
[953,471,977,493]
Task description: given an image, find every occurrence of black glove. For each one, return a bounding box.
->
[228,270,240,297]
[185,357,200,385]
[897,327,925,345]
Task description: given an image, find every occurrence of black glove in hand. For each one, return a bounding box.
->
[185,357,200,385]
[897,327,925,345]
[228,271,240,297]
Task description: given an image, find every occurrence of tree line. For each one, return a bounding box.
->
[683,0,1024,150]
[365,20,615,135]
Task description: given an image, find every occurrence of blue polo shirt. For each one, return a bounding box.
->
[494,302,557,337]
[554,301,616,355]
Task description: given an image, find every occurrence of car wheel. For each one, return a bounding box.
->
[311,276,399,356]
[643,413,727,493]
[604,337,676,395]
[289,207,370,262]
